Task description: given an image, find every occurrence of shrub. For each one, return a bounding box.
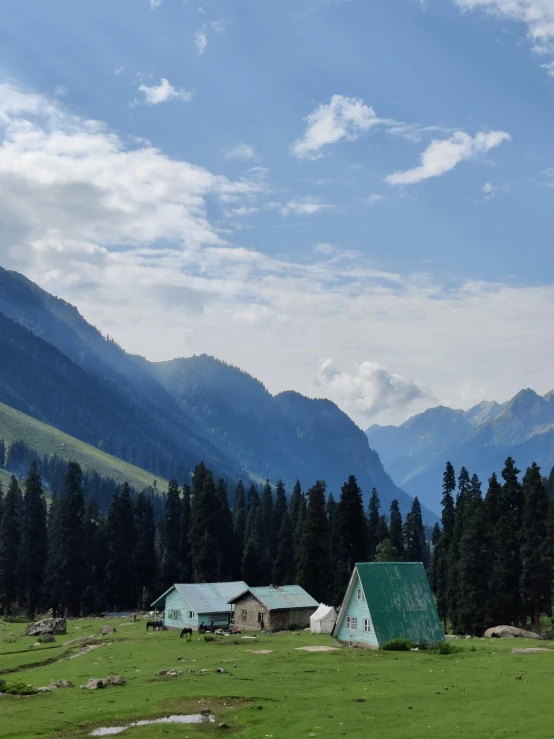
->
[436,640,461,655]
[2,616,30,624]
[381,638,413,651]
[203,634,215,642]
[2,682,38,696]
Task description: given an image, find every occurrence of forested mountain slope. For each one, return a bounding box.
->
[367,389,554,514]
[0,267,435,520]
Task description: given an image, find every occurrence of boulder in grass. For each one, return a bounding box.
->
[100,625,117,635]
[26,618,67,637]
[41,634,55,643]
[484,625,543,640]
[80,676,126,690]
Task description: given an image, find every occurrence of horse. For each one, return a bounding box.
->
[180,627,193,640]
[146,620,164,631]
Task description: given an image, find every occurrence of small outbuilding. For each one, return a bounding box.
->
[228,585,318,631]
[334,562,444,648]
[151,581,247,631]
[310,603,337,634]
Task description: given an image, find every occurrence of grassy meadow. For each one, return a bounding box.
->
[1,618,554,739]
[0,401,165,491]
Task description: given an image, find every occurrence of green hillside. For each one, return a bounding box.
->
[0,467,13,489]
[0,401,166,491]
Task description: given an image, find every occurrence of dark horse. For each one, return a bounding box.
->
[146,620,164,631]
[180,627,193,640]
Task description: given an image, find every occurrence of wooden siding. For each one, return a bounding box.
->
[231,592,315,631]
[336,574,379,648]
[163,589,198,629]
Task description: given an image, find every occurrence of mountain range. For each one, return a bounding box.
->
[366,391,554,515]
[0,267,433,520]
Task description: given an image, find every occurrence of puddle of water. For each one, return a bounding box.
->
[90,714,215,736]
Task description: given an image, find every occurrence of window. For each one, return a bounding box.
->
[174,610,181,621]
[187,611,194,619]
[356,588,365,602]
[346,616,358,630]
[364,619,371,633]
[257,612,265,623]
[168,609,173,619]
[241,610,248,620]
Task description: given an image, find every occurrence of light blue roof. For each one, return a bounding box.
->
[228,585,318,611]
[152,581,247,613]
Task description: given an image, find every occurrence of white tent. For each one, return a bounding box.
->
[310,603,337,634]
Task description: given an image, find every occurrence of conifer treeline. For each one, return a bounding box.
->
[430,458,554,636]
[0,459,428,617]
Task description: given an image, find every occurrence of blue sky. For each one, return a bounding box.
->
[0,0,553,425]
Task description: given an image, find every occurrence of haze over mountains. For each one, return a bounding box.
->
[367,391,554,515]
[0,267,433,520]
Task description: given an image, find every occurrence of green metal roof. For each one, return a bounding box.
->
[228,585,318,611]
[355,562,444,645]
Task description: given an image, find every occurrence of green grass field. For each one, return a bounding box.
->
[1,618,554,739]
[0,401,166,491]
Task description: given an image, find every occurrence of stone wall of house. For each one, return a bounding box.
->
[268,607,315,631]
[233,593,268,630]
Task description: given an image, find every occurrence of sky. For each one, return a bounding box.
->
[0,0,554,427]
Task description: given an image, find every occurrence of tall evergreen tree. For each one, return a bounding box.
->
[159,480,181,590]
[332,476,368,605]
[388,499,404,560]
[270,480,287,561]
[20,463,48,618]
[367,488,380,559]
[434,461,456,629]
[0,476,22,615]
[272,512,296,585]
[403,497,427,566]
[189,468,219,582]
[297,481,330,603]
[488,458,523,626]
[82,499,108,615]
[519,463,552,632]
[232,481,247,549]
[133,491,156,609]
[216,479,235,581]
[260,480,273,540]
[105,483,137,610]
[47,463,86,616]
[179,485,192,583]
[429,522,442,591]
[376,515,390,545]
[0,440,5,468]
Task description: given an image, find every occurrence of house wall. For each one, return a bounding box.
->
[232,593,268,630]
[163,589,197,629]
[232,593,315,631]
[335,574,379,648]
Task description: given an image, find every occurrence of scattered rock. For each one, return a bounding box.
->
[445,635,458,640]
[353,698,366,703]
[511,648,550,654]
[484,625,543,640]
[26,618,67,637]
[515,676,522,680]
[80,676,126,690]
[156,669,182,677]
[100,625,117,635]
[219,723,230,729]
[216,667,228,674]
[38,680,74,692]
[40,634,55,643]
[247,650,273,655]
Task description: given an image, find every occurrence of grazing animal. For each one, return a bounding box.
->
[146,620,164,631]
[180,627,193,640]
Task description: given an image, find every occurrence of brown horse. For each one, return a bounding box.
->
[146,620,164,631]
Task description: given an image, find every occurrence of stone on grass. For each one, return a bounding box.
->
[511,648,551,654]
[80,676,126,690]
[26,618,67,637]
[156,669,182,677]
[216,667,228,674]
[41,634,55,643]
[38,680,74,692]
[100,625,117,635]
[484,625,543,640]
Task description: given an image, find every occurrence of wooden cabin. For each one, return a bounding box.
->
[334,562,444,649]
[228,585,318,631]
[151,581,247,630]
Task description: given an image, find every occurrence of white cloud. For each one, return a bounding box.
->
[150,0,162,8]
[225,143,256,160]
[313,242,335,254]
[281,197,334,215]
[316,359,427,421]
[453,1,554,71]
[386,130,511,186]
[194,30,207,55]
[541,60,554,74]
[2,80,554,428]
[114,66,125,76]
[482,181,511,198]
[137,78,193,105]
[368,194,384,203]
[291,94,380,159]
